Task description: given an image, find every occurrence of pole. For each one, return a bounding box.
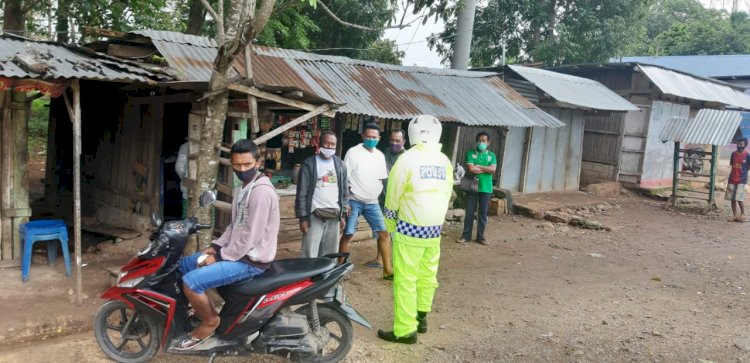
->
[451,0,477,70]
[672,142,680,207]
[72,80,82,306]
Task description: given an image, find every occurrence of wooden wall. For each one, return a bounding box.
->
[0,91,31,261]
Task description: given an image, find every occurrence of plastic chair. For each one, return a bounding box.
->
[20,220,72,282]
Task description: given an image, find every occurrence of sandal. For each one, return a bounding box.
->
[383,274,394,281]
[174,332,215,350]
[364,260,383,268]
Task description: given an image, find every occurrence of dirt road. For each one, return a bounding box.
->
[2,194,750,362]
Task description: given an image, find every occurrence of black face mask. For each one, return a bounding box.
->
[234,168,258,184]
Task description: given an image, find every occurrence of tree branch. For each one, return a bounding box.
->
[317,0,407,31]
[199,0,222,35]
[252,0,277,34]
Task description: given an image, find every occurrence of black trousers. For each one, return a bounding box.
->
[462,192,491,241]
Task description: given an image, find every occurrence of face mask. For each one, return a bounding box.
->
[234,168,257,184]
[739,145,746,152]
[477,142,488,151]
[319,147,336,158]
[391,143,404,153]
[363,139,379,149]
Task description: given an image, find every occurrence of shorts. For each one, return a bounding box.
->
[725,183,746,202]
[344,199,386,236]
[179,252,265,294]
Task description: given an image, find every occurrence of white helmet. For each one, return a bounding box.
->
[408,114,442,146]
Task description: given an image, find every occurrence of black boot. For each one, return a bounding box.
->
[377,330,417,344]
[416,311,428,333]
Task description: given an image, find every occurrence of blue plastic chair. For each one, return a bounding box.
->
[20,220,72,282]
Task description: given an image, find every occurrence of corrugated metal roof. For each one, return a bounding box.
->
[660,109,742,145]
[508,65,639,112]
[638,65,750,110]
[0,33,154,82]
[505,77,540,104]
[616,55,750,79]
[125,30,561,127]
[250,46,562,127]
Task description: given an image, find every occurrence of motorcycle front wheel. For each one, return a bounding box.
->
[93,300,160,363]
[296,304,354,363]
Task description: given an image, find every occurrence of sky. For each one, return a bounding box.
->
[383,9,445,68]
[383,0,748,70]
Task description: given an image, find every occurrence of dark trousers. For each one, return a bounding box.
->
[462,192,491,241]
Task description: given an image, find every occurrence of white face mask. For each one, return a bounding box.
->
[319,147,336,158]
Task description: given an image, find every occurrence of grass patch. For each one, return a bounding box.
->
[28,95,49,156]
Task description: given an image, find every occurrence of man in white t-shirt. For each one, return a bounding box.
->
[295,131,349,257]
[339,123,393,279]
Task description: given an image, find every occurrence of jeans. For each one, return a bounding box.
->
[301,214,340,258]
[462,192,492,241]
[344,199,386,236]
[179,252,266,294]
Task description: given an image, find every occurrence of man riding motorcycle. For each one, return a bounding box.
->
[177,139,280,350]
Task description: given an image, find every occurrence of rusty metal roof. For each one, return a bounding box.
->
[660,109,742,145]
[507,65,639,112]
[124,30,561,127]
[249,46,562,127]
[127,30,233,82]
[0,33,156,82]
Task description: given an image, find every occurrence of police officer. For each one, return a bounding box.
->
[377,115,454,344]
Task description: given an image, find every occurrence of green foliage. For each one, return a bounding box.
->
[358,39,404,65]
[28,96,50,155]
[429,0,649,67]
[630,0,750,55]
[256,2,321,49]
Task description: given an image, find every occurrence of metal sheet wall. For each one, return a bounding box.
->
[640,101,689,187]
[500,127,525,192]
[500,109,584,193]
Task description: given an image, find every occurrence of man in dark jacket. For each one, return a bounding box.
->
[295,130,349,257]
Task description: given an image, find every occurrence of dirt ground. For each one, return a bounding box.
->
[3,152,750,362]
[2,190,750,363]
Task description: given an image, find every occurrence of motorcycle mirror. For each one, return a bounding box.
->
[199,190,217,207]
[150,212,162,227]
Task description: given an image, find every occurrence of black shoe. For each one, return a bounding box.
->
[416,312,427,333]
[377,330,417,344]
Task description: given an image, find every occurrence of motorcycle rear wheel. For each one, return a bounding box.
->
[94,300,160,363]
[296,304,354,363]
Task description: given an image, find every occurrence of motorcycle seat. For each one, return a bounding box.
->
[219,258,336,296]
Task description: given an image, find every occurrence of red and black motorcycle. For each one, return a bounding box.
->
[93,191,369,363]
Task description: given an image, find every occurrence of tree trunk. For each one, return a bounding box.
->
[56,0,70,43]
[3,0,25,34]
[186,0,207,35]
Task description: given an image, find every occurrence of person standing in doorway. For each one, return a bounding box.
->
[377,114,453,344]
[727,138,750,222]
[457,132,497,245]
[295,131,349,257]
[367,128,407,268]
[339,123,393,279]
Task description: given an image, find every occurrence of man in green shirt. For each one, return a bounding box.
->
[458,131,497,245]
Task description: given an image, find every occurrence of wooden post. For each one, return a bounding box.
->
[0,91,31,261]
[253,104,333,145]
[245,45,260,137]
[450,126,462,166]
[708,144,718,209]
[672,142,680,207]
[518,127,533,194]
[0,91,9,260]
[72,80,83,306]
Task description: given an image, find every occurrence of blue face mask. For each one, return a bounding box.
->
[477,142,488,151]
[363,139,379,149]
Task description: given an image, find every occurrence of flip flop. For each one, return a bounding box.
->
[364,260,383,268]
[383,274,394,281]
[174,332,215,350]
